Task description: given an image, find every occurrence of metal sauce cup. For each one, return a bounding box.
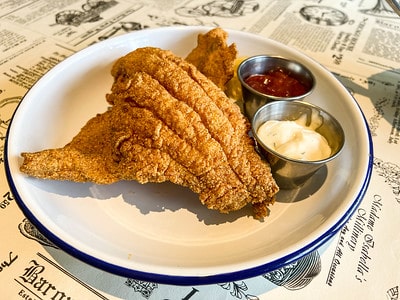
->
[252,101,345,189]
[238,55,315,120]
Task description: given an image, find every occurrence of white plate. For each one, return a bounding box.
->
[5,26,372,285]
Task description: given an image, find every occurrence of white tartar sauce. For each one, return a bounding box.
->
[257,120,331,161]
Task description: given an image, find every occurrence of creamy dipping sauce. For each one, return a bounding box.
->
[257,119,331,161]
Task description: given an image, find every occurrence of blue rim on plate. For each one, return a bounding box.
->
[4,26,373,285]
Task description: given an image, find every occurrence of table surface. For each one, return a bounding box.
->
[1,0,400,299]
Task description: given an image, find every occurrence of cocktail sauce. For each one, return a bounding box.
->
[244,68,308,97]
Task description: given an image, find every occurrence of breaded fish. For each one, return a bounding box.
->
[185,27,237,90]
[20,46,278,219]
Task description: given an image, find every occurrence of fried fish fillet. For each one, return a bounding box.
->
[20,46,278,219]
[185,27,237,90]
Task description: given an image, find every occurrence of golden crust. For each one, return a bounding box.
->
[20,43,278,219]
[185,27,237,90]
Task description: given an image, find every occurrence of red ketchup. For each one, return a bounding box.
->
[244,68,308,97]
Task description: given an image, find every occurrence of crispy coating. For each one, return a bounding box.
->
[185,27,237,90]
[20,46,278,218]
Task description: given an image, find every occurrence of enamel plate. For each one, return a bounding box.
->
[5,27,372,285]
